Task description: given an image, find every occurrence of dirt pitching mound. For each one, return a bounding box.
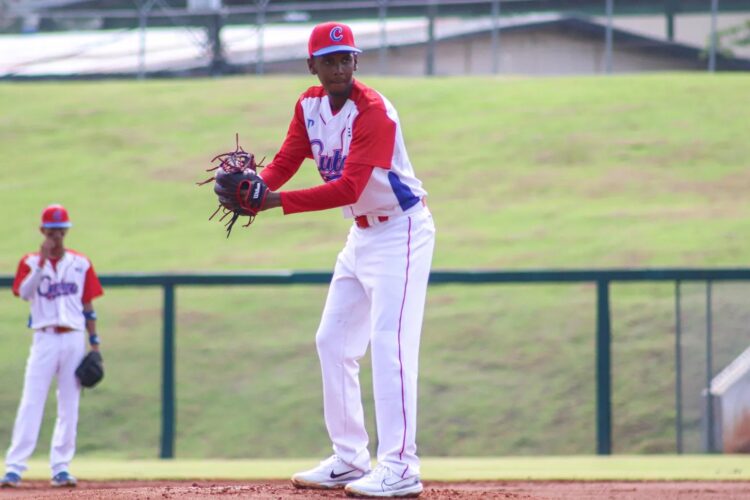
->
[1,479,750,499]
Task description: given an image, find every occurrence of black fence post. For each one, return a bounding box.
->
[596,279,612,455]
[705,280,716,452]
[675,280,683,453]
[160,283,176,458]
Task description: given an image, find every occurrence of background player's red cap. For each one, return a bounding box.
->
[308,22,362,57]
[41,204,72,229]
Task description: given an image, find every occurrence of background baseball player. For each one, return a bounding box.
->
[240,22,435,498]
[0,204,103,489]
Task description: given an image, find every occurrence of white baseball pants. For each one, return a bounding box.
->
[316,207,435,478]
[5,330,85,476]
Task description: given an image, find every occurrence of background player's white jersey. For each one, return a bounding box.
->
[13,250,101,332]
[299,81,427,218]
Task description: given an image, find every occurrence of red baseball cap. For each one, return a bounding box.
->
[308,22,362,57]
[41,204,72,229]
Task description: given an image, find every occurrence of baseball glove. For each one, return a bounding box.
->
[76,351,104,388]
[198,134,268,237]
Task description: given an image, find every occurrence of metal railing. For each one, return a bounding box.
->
[2,267,748,457]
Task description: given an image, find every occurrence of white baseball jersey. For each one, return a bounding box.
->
[12,250,103,331]
[262,79,427,217]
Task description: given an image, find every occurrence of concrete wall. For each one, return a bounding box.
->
[261,26,707,76]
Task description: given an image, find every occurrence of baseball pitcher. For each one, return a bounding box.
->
[203,22,435,498]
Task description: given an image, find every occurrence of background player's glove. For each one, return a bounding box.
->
[76,350,104,388]
[198,134,267,237]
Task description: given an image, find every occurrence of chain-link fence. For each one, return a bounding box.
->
[676,282,750,453]
[0,0,748,79]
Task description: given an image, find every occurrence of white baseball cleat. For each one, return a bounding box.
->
[344,463,423,497]
[291,455,367,489]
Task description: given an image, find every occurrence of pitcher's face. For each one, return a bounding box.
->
[308,52,357,98]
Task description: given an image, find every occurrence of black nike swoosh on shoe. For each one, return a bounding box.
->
[330,469,357,479]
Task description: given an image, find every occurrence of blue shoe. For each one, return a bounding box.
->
[1,471,21,488]
[51,471,77,487]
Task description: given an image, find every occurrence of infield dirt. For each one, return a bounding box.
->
[2,479,750,499]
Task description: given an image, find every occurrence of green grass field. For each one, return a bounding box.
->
[0,74,749,460]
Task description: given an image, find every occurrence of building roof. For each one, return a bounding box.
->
[1,13,748,78]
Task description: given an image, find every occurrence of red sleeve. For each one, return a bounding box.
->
[11,256,32,297]
[280,162,374,214]
[345,108,396,168]
[260,100,312,191]
[82,263,104,303]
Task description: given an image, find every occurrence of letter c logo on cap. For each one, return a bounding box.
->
[330,26,343,41]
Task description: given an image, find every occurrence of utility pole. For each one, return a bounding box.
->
[425,0,437,76]
[491,0,500,74]
[378,0,388,74]
[256,0,270,75]
[604,0,613,74]
[708,0,719,72]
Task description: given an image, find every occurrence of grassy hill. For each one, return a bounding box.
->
[0,74,749,459]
